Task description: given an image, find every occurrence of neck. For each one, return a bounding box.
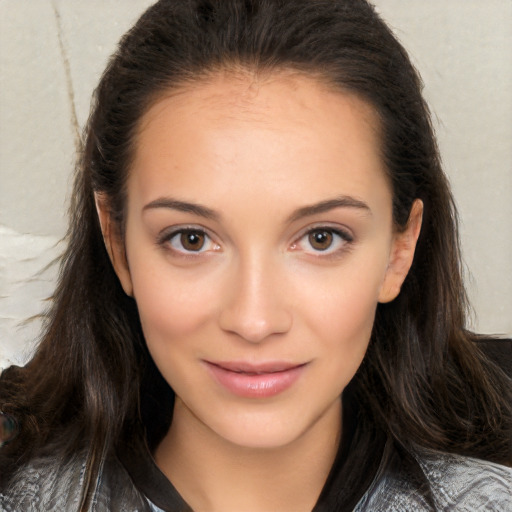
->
[155,398,342,512]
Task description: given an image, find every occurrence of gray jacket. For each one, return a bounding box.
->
[1,446,511,511]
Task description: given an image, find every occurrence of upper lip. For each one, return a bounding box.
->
[205,361,307,374]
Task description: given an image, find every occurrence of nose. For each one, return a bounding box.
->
[218,256,292,343]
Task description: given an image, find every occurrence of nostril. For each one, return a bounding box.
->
[219,309,293,344]
[218,270,293,342]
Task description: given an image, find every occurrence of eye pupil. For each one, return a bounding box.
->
[181,231,205,251]
[309,230,333,251]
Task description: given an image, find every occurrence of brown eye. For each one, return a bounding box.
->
[308,230,333,251]
[180,230,206,251]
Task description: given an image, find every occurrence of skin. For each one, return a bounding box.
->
[97,71,422,512]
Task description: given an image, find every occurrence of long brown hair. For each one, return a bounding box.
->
[1,0,511,506]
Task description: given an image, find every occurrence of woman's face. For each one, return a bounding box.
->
[103,72,421,449]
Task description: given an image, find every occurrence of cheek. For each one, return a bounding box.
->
[297,252,387,365]
[316,280,378,350]
[132,269,220,390]
[312,284,378,392]
[129,258,220,347]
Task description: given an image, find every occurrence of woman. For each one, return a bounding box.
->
[1,0,511,510]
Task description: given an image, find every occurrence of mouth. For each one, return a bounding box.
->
[203,360,308,398]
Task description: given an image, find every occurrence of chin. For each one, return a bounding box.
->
[215,422,308,451]
[203,402,335,451]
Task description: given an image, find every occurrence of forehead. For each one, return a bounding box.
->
[129,71,390,216]
[138,70,380,144]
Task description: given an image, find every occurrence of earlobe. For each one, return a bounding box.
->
[378,199,423,303]
[94,193,134,297]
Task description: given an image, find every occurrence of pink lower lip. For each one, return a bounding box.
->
[205,362,307,398]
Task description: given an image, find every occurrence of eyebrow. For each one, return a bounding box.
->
[142,195,371,222]
[286,196,372,223]
[143,198,220,220]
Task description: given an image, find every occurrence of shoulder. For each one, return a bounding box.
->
[0,452,84,511]
[0,451,152,511]
[355,446,512,512]
[415,449,512,511]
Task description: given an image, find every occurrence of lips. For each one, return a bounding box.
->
[204,360,307,398]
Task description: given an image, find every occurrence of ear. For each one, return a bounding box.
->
[378,199,423,303]
[94,193,133,297]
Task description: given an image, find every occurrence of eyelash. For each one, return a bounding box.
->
[157,225,354,258]
[291,226,354,258]
[157,227,219,258]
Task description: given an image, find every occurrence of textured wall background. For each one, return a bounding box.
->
[1,0,511,369]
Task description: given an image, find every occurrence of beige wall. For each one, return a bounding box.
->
[1,0,511,367]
